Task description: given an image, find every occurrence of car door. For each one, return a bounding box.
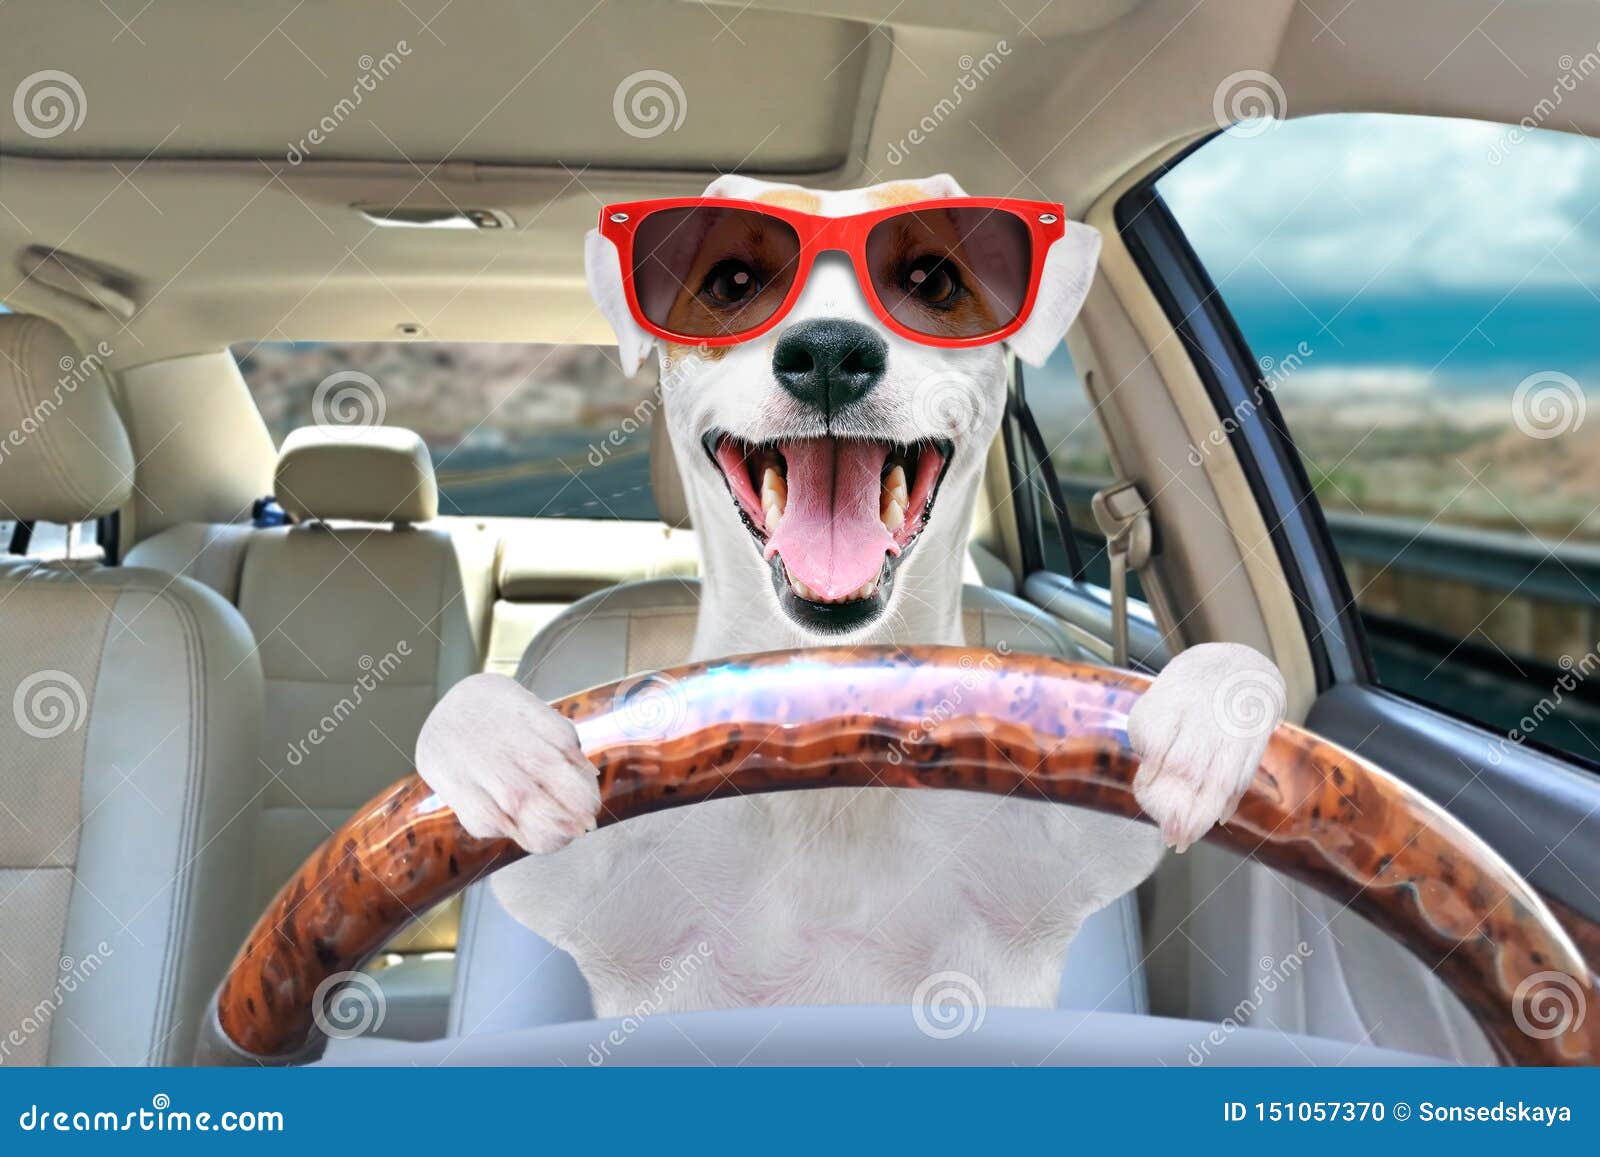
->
[1088,113,1600,973]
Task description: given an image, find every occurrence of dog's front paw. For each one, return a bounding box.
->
[416,673,601,855]
[1127,642,1287,853]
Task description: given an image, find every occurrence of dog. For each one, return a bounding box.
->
[416,174,1287,1018]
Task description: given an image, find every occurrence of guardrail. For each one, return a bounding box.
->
[1054,477,1598,665]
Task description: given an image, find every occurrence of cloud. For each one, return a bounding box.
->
[1158,113,1600,297]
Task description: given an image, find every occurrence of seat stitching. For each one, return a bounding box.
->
[145,583,207,1066]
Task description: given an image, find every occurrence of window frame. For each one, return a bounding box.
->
[1110,139,1374,693]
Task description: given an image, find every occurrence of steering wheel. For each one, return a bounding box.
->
[196,647,1598,1067]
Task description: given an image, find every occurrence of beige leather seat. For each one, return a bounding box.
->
[445,419,1149,1038]
[0,315,264,1064]
[127,424,478,1038]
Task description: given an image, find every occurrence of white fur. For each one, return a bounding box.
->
[417,175,1287,1020]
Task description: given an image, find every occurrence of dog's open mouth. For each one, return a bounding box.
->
[703,432,952,631]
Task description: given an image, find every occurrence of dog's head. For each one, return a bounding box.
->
[586,174,1100,638]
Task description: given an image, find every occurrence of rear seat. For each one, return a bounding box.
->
[127,425,477,1039]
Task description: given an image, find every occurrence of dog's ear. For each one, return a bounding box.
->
[1006,221,1101,368]
[585,228,656,376]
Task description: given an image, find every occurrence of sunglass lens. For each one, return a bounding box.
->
[630,206,801,340]
[865,207,1033,339]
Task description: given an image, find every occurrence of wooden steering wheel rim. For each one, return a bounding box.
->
[203,646,1597,1066]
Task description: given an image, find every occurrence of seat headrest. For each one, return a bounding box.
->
[274,425,437,524]
[650,415,691,529]
[0,315,134,524]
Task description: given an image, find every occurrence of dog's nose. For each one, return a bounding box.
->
[772,319,887,416]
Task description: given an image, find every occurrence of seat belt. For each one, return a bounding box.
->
[1091,481,1153,669]
[1009,362,1087,582]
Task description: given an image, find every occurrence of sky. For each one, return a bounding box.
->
[1157,113,1600,391]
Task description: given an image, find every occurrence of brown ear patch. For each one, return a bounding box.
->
[869,182,934,208]
[753,188,822,213]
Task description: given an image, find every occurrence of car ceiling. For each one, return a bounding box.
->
[2,0,1599,364]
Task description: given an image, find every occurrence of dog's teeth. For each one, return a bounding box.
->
[760,466,786,532]
[881,465,908,532]
[791,576,814,600]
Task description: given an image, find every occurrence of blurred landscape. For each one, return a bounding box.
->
[235,341,664,519]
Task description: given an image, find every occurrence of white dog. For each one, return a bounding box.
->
[417,174,1286,1018]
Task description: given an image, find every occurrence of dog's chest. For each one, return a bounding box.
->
[490,788,1162,1017]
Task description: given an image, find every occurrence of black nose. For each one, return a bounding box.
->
[772,319,887,416]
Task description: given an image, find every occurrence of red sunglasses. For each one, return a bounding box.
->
[598,196,1067,349]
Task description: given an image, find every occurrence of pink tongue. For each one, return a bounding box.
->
[765,439,894,600]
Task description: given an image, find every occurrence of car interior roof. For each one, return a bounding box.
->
[4,0,1599,363]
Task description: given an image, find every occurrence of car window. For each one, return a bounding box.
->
[1158,113,1599,762]
[1,521,102,562]
[234,342,663,520]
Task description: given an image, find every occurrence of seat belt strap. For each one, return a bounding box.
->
[1091,481,1153,669]
[1009,362,1087,582]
